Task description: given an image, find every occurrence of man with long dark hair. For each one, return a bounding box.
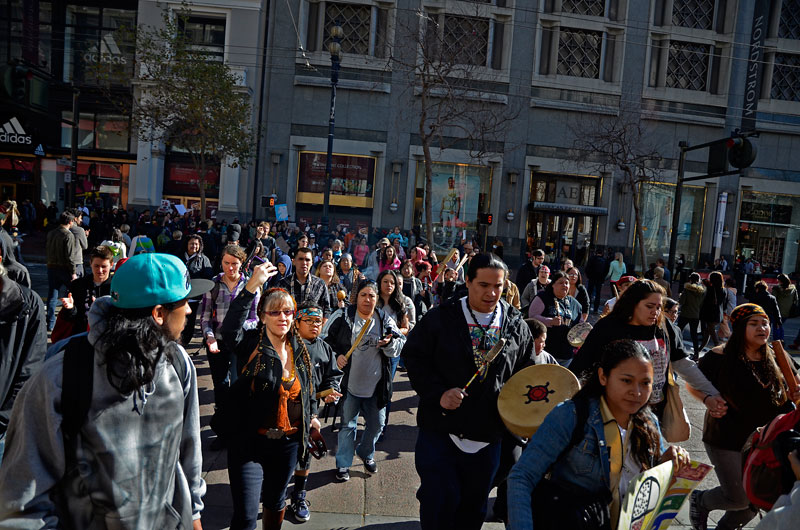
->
[402,253,537,529]
[0,253,213,528]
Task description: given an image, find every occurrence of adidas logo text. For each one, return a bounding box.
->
[84,34,128,65]
[0,117,32,145]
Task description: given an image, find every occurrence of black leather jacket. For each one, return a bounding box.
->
[221,289,312,463]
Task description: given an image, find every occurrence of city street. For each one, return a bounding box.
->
[24,261,798,530]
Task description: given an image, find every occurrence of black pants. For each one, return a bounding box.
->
[586,280,603,312]
[677,316,701,355]
[181,299,201,346]
[415,429,501,530]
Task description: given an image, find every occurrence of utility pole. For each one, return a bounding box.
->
[69,87,80,207]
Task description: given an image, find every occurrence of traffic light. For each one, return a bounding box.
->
[478,212,493,225]
[727,137,757,169]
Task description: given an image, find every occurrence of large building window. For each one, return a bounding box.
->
[557,28,603,79]
[0,1,52,73]
[296,151,376,208]
[413,161,493,252]
[536,2,624,86]
[60,111,130,152]
[179,14,226,61]
[306,1,389,58]
[647,0,733,97]
[63,5,136,84]
[665,40,710,91]
[634,182,706,271]
[778,0,800,40]
[736,191,800,275]
[671,0,714,30]
[770,53,800,102]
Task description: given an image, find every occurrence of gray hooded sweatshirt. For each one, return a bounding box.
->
[0,297,205,528]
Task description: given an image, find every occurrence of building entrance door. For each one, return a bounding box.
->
[528,212,595,268]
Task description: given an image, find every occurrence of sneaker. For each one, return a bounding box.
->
[335,468,350,482]
[290,490,311,522]
[689,490,708,530]
[361,457,378,474]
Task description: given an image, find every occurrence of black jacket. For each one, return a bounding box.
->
[570,315,690,378]
[585,254,607,282]
[749,290,782,325]
[64,275,112,331]
[516,260,538,292]
[322,305,396,409]
[184,252,213,281]
[220,289,312,462]
[0,277,46,434]
[304,337,343,416]
[401,298,536,443]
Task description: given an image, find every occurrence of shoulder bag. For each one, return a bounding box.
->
[662,364,691,442]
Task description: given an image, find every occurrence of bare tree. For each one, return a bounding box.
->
[568,109,666,273]
[94,2,256,220]
[389,8,519,250]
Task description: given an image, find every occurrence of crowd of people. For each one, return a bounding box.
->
[0,197,798,530]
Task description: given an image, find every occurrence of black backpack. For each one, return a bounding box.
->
[61,334,188,440]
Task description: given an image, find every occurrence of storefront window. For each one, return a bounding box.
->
[61,111,130,152]
[736,191,800,274]
[413,161,493,251]
[296,152,375,208]
[163,160,220,198]
[635,182,706,270]
[64,5,135,84]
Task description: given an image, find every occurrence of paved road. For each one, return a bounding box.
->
[26,261,798,529]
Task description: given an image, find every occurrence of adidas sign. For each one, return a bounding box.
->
[0,117,32,145]
[84,34,128,65]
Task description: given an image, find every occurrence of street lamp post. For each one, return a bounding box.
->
[321,24,343,243]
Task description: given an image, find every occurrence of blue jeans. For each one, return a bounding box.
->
[415,428,501,530]
[228,433,299,529]
[336,389,385,469]
[586,279,603,312]
[46,268,73,330]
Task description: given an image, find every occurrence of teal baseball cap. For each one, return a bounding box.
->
[111,253,214,309]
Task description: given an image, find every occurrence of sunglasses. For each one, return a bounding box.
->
[265,310,294,317]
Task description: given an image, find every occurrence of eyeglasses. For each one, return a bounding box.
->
[265,310,294,317]
[300,318,323,326]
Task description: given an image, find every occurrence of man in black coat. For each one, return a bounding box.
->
[0,258,46,463]
[60,245,114,334]
[584,247,607,313]
[402,253,536,530]
[515,248,544,293]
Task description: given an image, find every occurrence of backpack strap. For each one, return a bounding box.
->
[169,345,189,390]
[61,334,94,440]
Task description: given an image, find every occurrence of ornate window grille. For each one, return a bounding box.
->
[779,0,800,40]
[324,2,371,56]
[442,15,490,67]
[771,53,800,101]
[666,40,709,90]
[671,0,714,30]
[557,28,602,79]
[561,0,605,17]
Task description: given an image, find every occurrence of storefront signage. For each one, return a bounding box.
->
[740,200,792,225]
[0,117,32,145]
[529,201,608,216]
[83,34,128,65]
[555,181,581,205]
[741,1,769,132]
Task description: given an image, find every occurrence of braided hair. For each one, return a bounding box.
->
[573,339,662,469]
[292,325,314,397]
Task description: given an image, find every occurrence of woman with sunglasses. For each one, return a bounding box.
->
[322,279,406,482]
[220,263,316,530]
[287,301,343,523]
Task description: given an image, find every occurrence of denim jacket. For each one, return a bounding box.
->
[507,398,667,530]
